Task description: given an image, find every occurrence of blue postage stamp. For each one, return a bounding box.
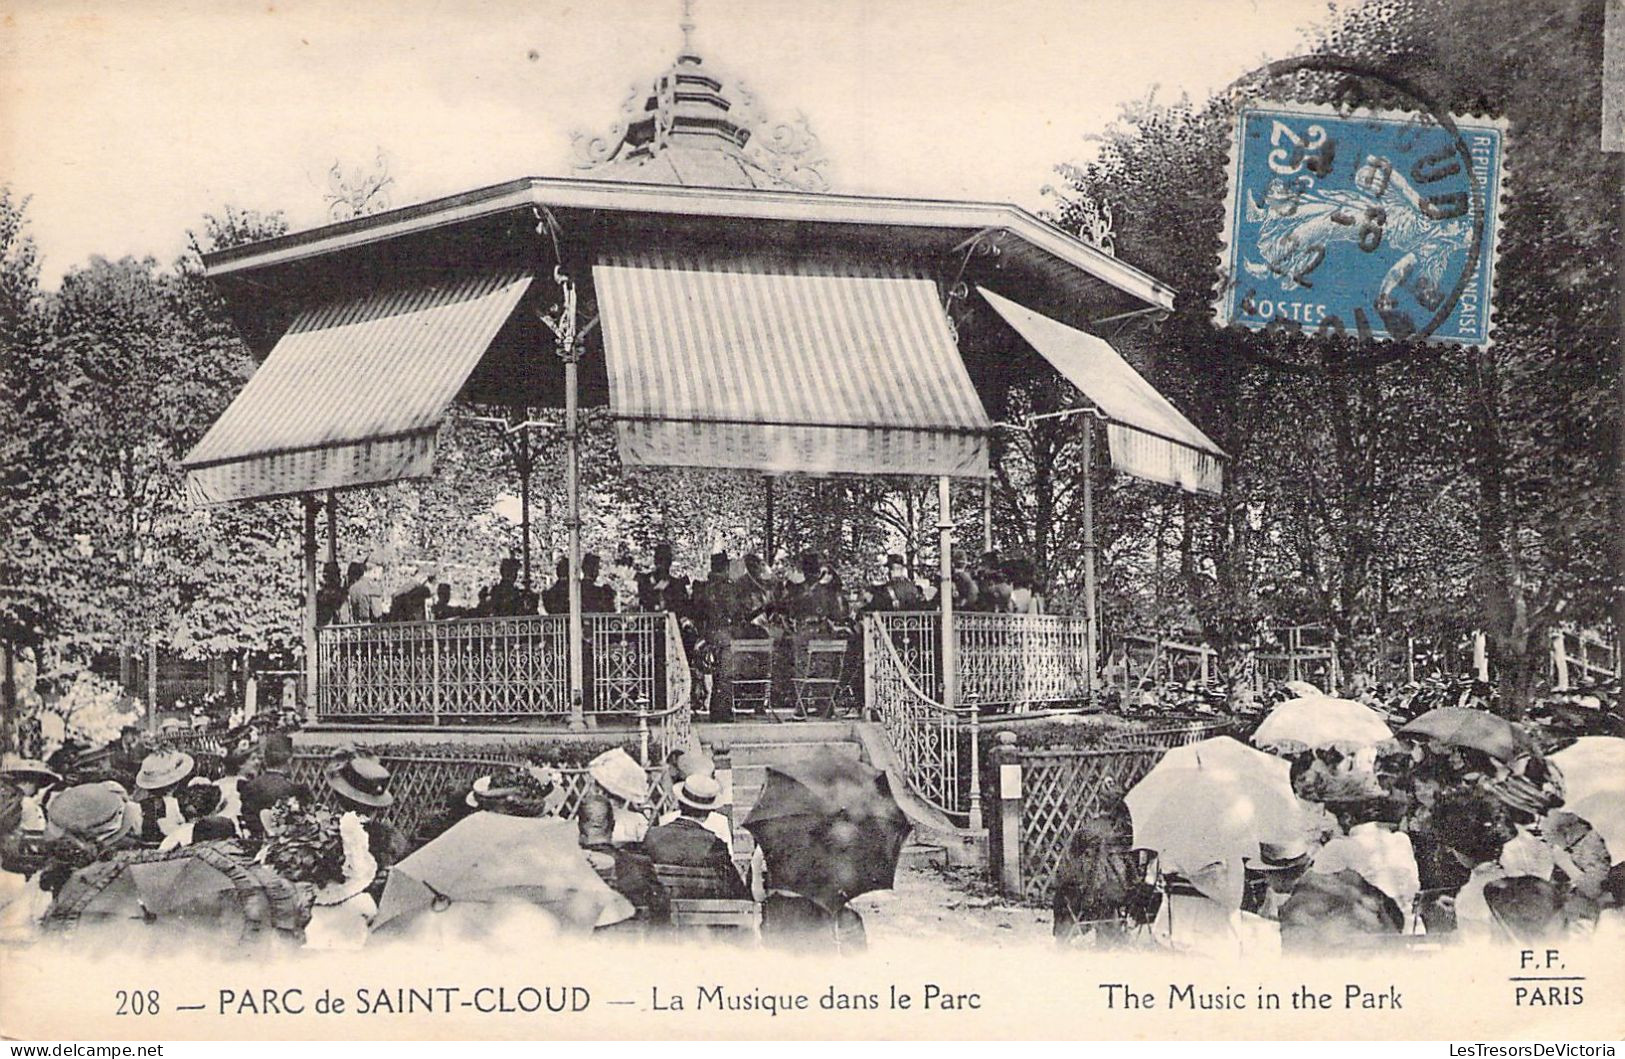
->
[1215,101,1506,347]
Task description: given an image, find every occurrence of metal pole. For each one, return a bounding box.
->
[325,489,337,566]
[764,477,776,560]
[303,496,318,716]
[940,475,976,828]
[974,475,991,557]
[566,358,585,730]
[1615,162,1625,713]
[520,427,533,592]
[1081,418,1099,708]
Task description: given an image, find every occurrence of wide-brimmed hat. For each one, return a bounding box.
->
[1246,838,1312,873]
[0,754,61,785]
[588,748,648,805]
[47,783,135,848]
[324,750,394,808]
[675,774,722,812]
[135,749,195,791]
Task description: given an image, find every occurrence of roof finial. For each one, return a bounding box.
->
[679,0,697,57]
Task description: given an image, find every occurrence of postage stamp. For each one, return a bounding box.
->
[1214,100,1507,347]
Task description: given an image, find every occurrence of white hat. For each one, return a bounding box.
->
[676,774,722,812]
[588,748,648,806]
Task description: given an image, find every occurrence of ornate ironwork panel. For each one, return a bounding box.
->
[872,611,1092,709]
[586,612,661,713]
[864,616,964,818]
[317,616,570,723]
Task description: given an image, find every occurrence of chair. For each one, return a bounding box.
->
[652,863,760,941]
[652,862,743,900]
[668,897,760,937]
[792,638,848,718]
[727,640,776,718]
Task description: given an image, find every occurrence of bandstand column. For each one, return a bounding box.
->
[939,475,978,829]
[1081,418,1099,707]
[325,489,337,566]
[566,356,585,730]
[981,475,993,555]
[302,494,319,716]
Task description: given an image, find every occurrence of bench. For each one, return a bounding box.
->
[668,897,761,935]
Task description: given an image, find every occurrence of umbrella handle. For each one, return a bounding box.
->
[422,881,452,913]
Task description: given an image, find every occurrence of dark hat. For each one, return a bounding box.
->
[193,815,238,842]
[179,778,225,819]
[1246,838,1312,873]
[324,750,394,808]
[799,551,823,578]
[886,553,907,569]
[710,551,731,573]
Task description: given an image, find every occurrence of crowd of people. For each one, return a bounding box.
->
[1052,719,1624,955]
[0,732,867,953]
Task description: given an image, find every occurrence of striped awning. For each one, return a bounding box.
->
[593,253,990,477]
[184,268,532,503]
[978,287,1226,496]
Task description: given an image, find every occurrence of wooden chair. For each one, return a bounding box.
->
[793,638,848,718]
[668,897,761,937]
[652,862,743,900]
[728,640,777,718]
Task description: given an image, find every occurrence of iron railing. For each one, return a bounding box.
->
[872,611,1092,708]
[314,612,684,725]
[864,615,971,819]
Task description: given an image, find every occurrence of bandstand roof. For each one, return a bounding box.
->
[185,176,1186,503]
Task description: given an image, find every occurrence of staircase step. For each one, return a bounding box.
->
[725,741,863,766]
[899,841,946,868]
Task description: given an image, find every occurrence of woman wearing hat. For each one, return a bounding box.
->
[587,748,651,845]
[38,782,144,897]
[157,778,236,852]
[466,765,566,819]
[323,749,407,881]
[2,754,62,836]
[134,749,195,844]
[263,801,377,951]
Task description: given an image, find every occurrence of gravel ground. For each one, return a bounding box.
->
[849,861,1053,948]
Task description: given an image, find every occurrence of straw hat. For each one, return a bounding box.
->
[0,754,61,786]
[588,748,648,805]
[675,775,723,813]
[323,750,395,808]
[135,749,195,791]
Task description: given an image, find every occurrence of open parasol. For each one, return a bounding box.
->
[1278,868,1404,950]
[1251,696,1393,750]
[1397,707,1535,762]
[372,813,632,932]
[1551,737,1625,806]
[1124,763,1303,873]
[743,750,910,912]
[1562,792,1625,866]
[44,843,304,950]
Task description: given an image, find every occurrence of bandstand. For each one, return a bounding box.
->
[182,21,1225,832]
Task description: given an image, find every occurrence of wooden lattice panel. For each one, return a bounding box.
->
[1013,720,1233,904]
